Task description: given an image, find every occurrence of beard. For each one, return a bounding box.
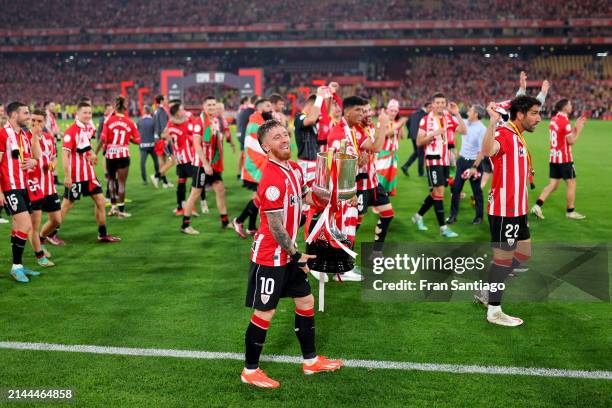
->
[272,146,291,160]
[262,111,274,121]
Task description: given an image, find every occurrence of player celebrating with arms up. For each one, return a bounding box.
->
[480,95,541,327]
[241,120,342,388]
[531,98,587,220]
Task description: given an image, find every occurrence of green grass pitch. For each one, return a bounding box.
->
[0,119,610,407]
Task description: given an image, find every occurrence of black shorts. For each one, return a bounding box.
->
[245,261,312,311]
[205,171,222,186]
[488,214,530,251]
[427,165,450,188]
[42,193,61,213]
[356,185,391,215]
[242,180,259,192]
[64,180,103,201]
[176,163,193,179]
[3,189,31,215]
[191,166,207,189]
[30,198,44,211]
[480,157,493,174]
[549,162,576,180]
[106,157,130,179]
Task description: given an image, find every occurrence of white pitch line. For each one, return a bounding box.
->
[0,341,610,381]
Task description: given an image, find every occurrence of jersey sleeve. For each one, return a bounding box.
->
[493,129,509,157]
[62,128,76,151]
[447,115,459,132]
[326,125,343,150]
[295,114,305,131]
[562,118,572,137]
[192,119,203,139]
[101,119,114,144]
[418,117,427,132]
[0,129,6,153]
[258,175,287,213]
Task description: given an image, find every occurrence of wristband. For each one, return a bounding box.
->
[314,96,324,108]
[291,251,302,263]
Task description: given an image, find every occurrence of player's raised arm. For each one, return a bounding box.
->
[449,102,467,135]
[303,86,327,126]
[567,115,586,145]
[482,102,501,157]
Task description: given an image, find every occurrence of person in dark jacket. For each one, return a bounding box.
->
[137,105,160,185]
[153,95,168,140]
[401,102,431,177]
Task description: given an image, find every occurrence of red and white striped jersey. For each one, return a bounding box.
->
[63,120,97,182]
[0,122,32,191]
[251,159,305,267]
[192,113,223,171]
[327,118,359,156]
[419,111,459,167]
[38,131,57,196]
[355,123,379,191]
[101,114,141,159]
[549,113,573,164]
[488,124,529,217]
[327,118,373,191]
[166,120,194,165]
[24,131,44,202]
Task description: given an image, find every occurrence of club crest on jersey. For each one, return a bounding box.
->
[519,147,526,157]
[260,294,270,304]
[265,186,280,201]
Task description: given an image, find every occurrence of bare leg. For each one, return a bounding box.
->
[29,210,42,253]
[566,179,576,209]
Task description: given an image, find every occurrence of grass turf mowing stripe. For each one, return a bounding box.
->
[1,341,610,381]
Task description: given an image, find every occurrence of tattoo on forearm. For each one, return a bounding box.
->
[267,211,294,253]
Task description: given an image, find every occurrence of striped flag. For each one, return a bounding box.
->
[241,112,268,184]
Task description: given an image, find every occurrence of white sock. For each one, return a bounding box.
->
[414,213,422,220]
[12,264,23,269]
[303,356,318,366]
[488,305,502,317]
[243,367,257,374]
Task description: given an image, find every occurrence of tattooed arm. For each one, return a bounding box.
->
[267,211,296,255]
[267,210,316,272]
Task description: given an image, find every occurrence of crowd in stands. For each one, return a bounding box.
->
[1,0,610,29]
[1,52,609,118]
